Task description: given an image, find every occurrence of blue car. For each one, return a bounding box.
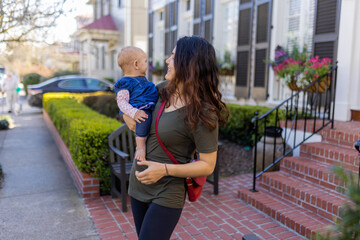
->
[27,75,113,107]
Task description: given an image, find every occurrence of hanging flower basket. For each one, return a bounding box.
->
[301,57,332,93]
[219,68,234,76]
[152,69,164,76]
[287,79,302,91]
[306,76,330,93]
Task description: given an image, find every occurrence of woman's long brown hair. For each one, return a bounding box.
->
[159,36,229,131]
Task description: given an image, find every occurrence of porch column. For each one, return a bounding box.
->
[80,41,84,75]
[87,37,92,76]
[335,0,360,121]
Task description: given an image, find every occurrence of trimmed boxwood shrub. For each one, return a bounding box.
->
[82,94,119,119]
[43,93,121,193]
[220,104,285,147]
[50,70,80,78]
[0,120,9,130]
[23,73,43,95]
[0,115,12,130]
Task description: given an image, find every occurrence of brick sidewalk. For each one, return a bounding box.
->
[85,174,304,240]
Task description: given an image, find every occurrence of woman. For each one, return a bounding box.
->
[123,36,229,240]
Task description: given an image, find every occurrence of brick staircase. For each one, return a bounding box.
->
[238,121,360,239]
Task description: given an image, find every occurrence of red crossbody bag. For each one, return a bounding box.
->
[155,100,206,202]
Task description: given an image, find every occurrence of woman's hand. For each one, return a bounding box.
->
[135,160,166,185]
[123,114,136,131]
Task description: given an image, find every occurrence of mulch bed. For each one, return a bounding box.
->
[218,138,253,177]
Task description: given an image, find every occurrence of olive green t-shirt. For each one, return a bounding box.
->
[128,81,219,208]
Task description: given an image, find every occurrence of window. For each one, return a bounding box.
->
[205,0,211,15]
[160,11,163,21]
[118,0,121,8]
[85,78,109,90]
[59,79,86,89]
[186,0,191,11]
[194,0,200,18]
[193,0,213,42]
[164,2,178,55]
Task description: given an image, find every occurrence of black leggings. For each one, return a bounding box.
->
[130,197,183,240]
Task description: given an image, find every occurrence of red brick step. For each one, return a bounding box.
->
[281,156,345,191]
[258,171,349,222]
[300,142,359,173]
[238,187,332,239]
[320,121,360,148]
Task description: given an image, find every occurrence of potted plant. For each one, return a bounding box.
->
[300,56,332,93]
[273,58,304,91]
[149,61,164,76]
[218,50,235,76]
[269,45,307,91]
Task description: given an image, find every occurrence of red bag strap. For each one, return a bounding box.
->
[155,100,179,164]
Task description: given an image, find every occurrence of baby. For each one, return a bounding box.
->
[114,46,158,161]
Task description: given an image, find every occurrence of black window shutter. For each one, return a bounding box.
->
[315,0,337,34]
[313,0,341,61]
[238,8,251,46]
[236,51,249,87]
[254,49,266,87]
[253,1,271,91]
[235,0,272,100]
[235,0,253,92]
[256,3,269,43]
[314,41,334,59]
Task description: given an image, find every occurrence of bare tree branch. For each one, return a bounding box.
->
[0,0,67,43]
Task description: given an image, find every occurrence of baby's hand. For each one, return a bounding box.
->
[135,149,146,161]
[133,110,148,123]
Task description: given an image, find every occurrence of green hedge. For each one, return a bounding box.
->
[220,104,285,146]
[50,70,80,78]
[82,94,119,119]
[43,93,121,193]
[23,73,43,95]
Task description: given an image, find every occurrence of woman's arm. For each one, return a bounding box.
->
[123,114,136,131]
[135,151,217,185]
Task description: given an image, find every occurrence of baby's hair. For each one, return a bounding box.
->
[117,46,144,73]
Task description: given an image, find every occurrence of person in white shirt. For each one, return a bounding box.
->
[1,72,18,113]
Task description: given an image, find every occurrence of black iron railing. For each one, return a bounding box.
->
[251,65,338,192]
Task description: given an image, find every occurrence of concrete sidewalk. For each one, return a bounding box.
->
[0,98,100,240]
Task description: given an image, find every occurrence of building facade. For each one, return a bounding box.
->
[75,0,148,81]
[147,0,360,121]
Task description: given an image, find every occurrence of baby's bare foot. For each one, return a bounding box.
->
[135,149,146,161]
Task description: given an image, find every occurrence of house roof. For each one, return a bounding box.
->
[83,15,118,31]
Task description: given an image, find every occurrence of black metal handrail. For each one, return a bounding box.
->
[251,65,338,192]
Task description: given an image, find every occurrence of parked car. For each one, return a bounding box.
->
[27,75,113,107]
